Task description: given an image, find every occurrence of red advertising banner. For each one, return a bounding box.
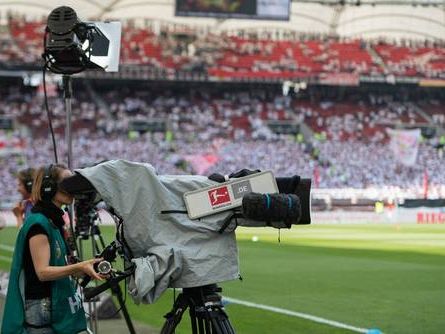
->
[417,212,445,224]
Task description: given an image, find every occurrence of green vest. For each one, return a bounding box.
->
[1,213,87,334]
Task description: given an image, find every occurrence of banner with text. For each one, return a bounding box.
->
[387,128,421,166]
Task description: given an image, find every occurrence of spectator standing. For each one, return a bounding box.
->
[13,167,35,227]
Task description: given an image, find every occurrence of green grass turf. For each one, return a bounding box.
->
[0,224,444,333]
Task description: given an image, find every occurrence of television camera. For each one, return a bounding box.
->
[60,160,311,334]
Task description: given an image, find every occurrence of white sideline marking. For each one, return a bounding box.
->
[0,243,376,333]
[224,297,369,333]
[0,244,14,252]
[0,244,14,263]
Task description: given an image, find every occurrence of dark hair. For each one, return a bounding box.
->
[31,164,67,203]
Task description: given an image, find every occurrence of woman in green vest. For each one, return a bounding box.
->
[2,164,105,334]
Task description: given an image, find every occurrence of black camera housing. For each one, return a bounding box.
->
[44,6,108,74]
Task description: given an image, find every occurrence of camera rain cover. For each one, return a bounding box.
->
[76,160,239,304]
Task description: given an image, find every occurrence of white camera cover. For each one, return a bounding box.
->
[77,160,239,304]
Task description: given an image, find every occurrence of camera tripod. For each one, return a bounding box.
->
[75,209,136,334]
[76,214,106,261]
[161,284,236,334]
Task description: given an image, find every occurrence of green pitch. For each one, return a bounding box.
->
[0,224,444,334]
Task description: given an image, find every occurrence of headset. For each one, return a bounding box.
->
[41,164,58,201]
[22,168,34,194]
[25,180,33,194]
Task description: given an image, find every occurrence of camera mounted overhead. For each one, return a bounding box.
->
[43,6,121,75]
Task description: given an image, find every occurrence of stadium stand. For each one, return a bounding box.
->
[0,4,444,334]
[1,17,444,79]
[0,4,444,208]
[1,80,444,205]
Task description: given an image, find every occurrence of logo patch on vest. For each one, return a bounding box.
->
[68,292,83,314]
[55,241,62,259]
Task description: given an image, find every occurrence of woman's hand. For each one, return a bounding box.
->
[78,258,107,281]
[12,201,24,218]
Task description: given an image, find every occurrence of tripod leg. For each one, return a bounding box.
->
[183,286,237,334]
[225,318,236,334]
[93,237,102,256]
[190,308,198,334]
[222,318,236,334]
[111,281,136,334]
[204,296,235,333]
[94,224,107,250]
[203,313,212,334]
[220,319,230,334]
[197,310,205,334]
[161,293,189,334]
[98,234,106,250]
[203,319,212,334]
[193,306,220,334]
[189,307,198,334]
[210,317,223,334]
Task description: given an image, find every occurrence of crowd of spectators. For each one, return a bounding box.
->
[1,134,444,205]
[1,82,444,205]
[3,83,442,143]
[0,84,104,136]
[373,39,445,78]
[0,15,444,208]
[299,93,434,141]
[1,16,444,79]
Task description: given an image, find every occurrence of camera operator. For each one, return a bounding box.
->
[13,167,35,228]
[2,164,106,334]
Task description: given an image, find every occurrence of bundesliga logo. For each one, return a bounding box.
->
[208,186,231,206]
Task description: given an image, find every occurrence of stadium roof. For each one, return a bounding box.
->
[0,0,444,40]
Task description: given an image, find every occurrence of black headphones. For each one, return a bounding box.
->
[41,164,58,201]
[22,168,34,194]
[25,179,33,194]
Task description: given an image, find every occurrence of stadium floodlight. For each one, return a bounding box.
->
[43,6,121,75]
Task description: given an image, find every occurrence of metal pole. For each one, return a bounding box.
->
[63,75,73,170]
[62,75,99,333]
[90,231,98,334]
[63,75,75,231]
